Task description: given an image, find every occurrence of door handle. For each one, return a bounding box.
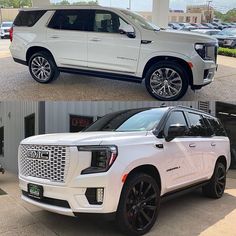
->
[155,144,164,149]
[189,143,196,148]
[50,35,59,39]
[90,38,101,42]
[211,143,216,147]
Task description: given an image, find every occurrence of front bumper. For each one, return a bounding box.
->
[0,32,9,37]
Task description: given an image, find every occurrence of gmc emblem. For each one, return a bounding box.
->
[27,150,50,160]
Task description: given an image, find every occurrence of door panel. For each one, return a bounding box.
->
[46,10,89,68]
[87,10,141,74]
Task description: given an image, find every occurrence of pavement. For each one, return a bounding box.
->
[0,39,236,101]
[1,171,236,236]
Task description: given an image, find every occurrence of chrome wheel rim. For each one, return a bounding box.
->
[216,166,226,196]
[150,68,183,99]
[31,56,51,81]
[126,180,158,232]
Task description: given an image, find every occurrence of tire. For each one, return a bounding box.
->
[1,36,4,39]
[202,162,226,199]
[29,51,60,83]
[145,61,189,101]
[116,173,160,236]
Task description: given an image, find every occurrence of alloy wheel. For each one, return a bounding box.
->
[125,180,158,232]
[31,56,52,82]
[150,68,183,99]
[215,165,226,196]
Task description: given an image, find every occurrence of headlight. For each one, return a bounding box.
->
[195,43,217,61]
[78,146,118,174]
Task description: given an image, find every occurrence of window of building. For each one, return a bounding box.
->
[70,115,94,132]
[0,127,4,156]
[25,114,35,138]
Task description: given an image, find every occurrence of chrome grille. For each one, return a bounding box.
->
[19,145,70,183]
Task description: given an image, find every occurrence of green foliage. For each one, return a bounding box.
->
[55,0,98,5]
[218,47,236,58]
[0,0,32,8]
[215,8,236,22]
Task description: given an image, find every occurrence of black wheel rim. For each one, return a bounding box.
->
[125,180,158,232]
[216,166,226,196]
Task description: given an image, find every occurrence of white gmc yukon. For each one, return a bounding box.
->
[10,6,218,101]
[18,106,230,235]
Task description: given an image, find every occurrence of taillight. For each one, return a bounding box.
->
[9,27,13,42]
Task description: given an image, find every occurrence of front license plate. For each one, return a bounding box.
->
[28,183,43,199]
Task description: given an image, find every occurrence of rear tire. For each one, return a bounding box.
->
[116,173,160,236]
[1,36,4,39]
[202,162,226,199]
[29,51,60,83]
[145,61,189,101]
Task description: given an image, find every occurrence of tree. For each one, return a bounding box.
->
[214,8,236,22]
[0,0,32,8]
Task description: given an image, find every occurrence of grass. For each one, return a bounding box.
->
[218,47,236,58]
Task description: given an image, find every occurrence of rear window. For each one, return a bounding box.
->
[14,10,46,27]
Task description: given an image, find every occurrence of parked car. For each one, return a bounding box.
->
[0,21,13,39]
[202,23,218,29]
[18,106,231,235]
[178,22,196,31]
[190,23,208,29]
[10,6,218,101]
[0,164,4,174]
[214,28,236,48]
[168,22,182,30]
[191,29,221,36]
[211,22,227,30]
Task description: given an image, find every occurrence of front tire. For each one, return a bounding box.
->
[116,173,160,236]
[29,51,60,83]
[145,61,189,101]
[202,162,226,199]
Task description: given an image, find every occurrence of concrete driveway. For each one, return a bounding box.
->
[1,172,236,236]
[0,39,236,101]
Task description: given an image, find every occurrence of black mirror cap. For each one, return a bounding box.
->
[165,124,188,142]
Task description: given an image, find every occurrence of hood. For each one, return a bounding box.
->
[158,29,217,44]
[214,35,236,40]
[21,131,148,146]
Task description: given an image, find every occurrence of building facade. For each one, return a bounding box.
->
[1,101,236,174]
[187,5,215,23]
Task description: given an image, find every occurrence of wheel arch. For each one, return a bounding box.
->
[216,155,227,169]
[26,46,55,65]
[124,164,162,191]
[142,56,193,86]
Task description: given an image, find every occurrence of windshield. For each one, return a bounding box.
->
[121,10,160,31]
[84,108,168,132]
[1,22,12,28]
[218,29,236,36]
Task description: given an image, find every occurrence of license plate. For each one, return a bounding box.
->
[28,183,43,199]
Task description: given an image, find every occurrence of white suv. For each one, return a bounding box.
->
[18,106,230,235]
[0,21,13,39]
[10,6,218,101]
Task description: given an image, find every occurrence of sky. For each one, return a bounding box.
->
[97,0,236,13]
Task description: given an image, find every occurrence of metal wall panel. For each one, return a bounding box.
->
[0,101,39,173]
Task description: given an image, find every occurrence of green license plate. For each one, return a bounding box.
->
[28,183,43,199]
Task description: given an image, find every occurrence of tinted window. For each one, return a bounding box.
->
[93,10,128,33]
[1,22,12,28]
[85,108,167,132]
[164,111,188,136]
[48,10,92,31]
[188,112,207,136]
[207,118,227,136]
[14,11,46,27]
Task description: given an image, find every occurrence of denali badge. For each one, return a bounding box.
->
[27,150,50,160]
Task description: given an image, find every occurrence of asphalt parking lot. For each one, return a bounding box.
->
[0,39,236,101]
[1,172,236,236]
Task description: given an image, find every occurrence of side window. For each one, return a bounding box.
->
[93,10,128,33]
[14,10,46,27]
[48,10,91,31]
[164,111,188,137]
[208,118,227,136]
[187,112,207,137]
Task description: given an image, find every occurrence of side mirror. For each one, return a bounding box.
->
[119,25,136,38]
[165,124,188,142]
